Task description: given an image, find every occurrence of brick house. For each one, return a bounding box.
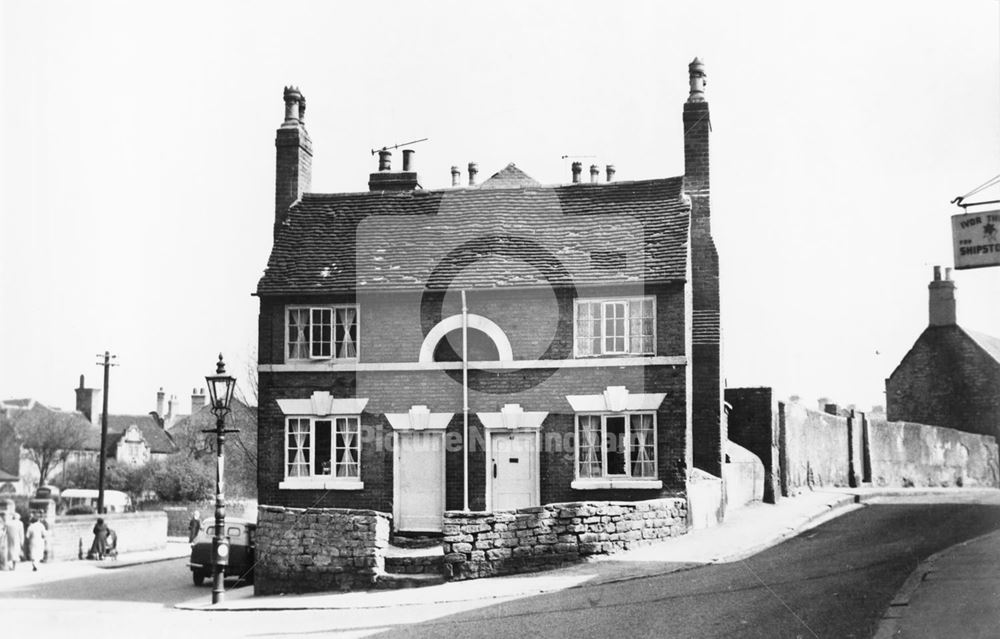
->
[255,60,725,534]
[886,266,1000,440]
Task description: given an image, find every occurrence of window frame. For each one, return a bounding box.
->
[574,411,658,481]
[572,296,655,358]
[281,415,363,489]
[285,304,361,362]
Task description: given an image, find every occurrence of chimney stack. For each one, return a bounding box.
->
[606,164,616,182]
[929,265,957,326]
[589,165,600,184]
[191,387,207,414]
[451,165,461,187]
[571,162,582,183]
[156,387,165,417]
[468,162,478,186]
[369,148,419,191]
[75,375,101,423]
[274,86,312,238]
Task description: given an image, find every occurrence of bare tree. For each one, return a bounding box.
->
[11,405,90,485]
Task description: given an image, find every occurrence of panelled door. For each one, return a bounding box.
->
[490,431,538,511]
[395,431,445,531]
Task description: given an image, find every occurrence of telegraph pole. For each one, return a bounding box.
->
[95,351,117,514]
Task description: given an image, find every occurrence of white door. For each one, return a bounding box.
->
[396,431,445,531]
[490,431,538,511]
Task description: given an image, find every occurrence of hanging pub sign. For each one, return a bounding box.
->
[952,209,1000,270]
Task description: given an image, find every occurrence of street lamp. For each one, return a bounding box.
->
[204,353,237,605]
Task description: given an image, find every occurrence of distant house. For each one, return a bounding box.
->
[0,398,93,493]
[70,375,179,467]
[886,266,1000,440]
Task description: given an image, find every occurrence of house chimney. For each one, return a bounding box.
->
[468,162,478,186]
[74,375,100,423]
[369,149,420,191]
[274,86,312,238]
[929,265,957,326]
[684,58,710,201]
[571,162,582,183]
[590,165,600,183]
[606,164,616,182]
[191,387,207,414]
[451,165,461,186]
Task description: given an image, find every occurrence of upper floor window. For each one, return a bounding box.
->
[287,306,359,360]
[574,297,654,357]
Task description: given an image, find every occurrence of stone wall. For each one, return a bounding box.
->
[723,440,764,512]
[254,505,390,595]
[51,511,167,561]
[442,498,686,580]
[782,401,851,490]
[868,418,999,488]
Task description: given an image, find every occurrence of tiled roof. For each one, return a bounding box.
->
[479,163,541,190]
[83,414,178,456]
[167,398,257,434]
[965,328,1000,366]
[0,469,17,482]
[257,176,691,294]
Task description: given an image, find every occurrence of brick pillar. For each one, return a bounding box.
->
[684,58,724,478]
[274,86,312,238]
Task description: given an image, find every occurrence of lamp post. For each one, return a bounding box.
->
[204,353,237,605]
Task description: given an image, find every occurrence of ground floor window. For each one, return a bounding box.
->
[285,416,360,480]
[576,412,656,479]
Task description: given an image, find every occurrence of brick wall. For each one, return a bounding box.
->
[258,281,692,517]
[50,511,167,561]
[726,387,780,502]
[254,505,390,595]
[886,326,1000,441]
[258,365,689,514]
[442,498,687,580]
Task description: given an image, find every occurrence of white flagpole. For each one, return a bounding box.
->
[462,290,470,512]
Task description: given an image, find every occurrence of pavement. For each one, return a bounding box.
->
[5,489,997,638]
[175,487,868,611]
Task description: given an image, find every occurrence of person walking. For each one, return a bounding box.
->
[5,512,24,571]
[25,516,47,571]
[188,511,201,543]
[0,512,7,571]
[90,517,110,560]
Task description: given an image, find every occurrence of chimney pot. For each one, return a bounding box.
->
[468,162,478,186]
[377,150,392,172]
[402,149,415,172]
[606,164,616,182]
[589,165,600,184]
[571,162,582,183]
[929,265,957,326]
[687,57,707,103]
[451,165,461,187]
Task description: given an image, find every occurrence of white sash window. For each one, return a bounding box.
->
[286,305,360,361]
[575,412,657,479]
[574,296,655,357]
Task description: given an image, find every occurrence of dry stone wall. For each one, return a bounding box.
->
[442,498,687,580]
[254,505,390,595]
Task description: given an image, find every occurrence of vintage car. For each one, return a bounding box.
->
[188,517,256,586]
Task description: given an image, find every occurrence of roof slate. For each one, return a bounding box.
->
[257,177,690,295]
[965,328,1000,366]
[479,163,541,190]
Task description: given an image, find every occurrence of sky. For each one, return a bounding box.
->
[2,0,999,415]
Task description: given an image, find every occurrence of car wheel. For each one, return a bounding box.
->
[192,571,206,586]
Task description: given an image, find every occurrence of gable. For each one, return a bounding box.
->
[257,177,691,295]
[888,325,1000,383]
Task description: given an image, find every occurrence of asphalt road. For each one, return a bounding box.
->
[376,502,1000,639]
[2,500,998,638]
